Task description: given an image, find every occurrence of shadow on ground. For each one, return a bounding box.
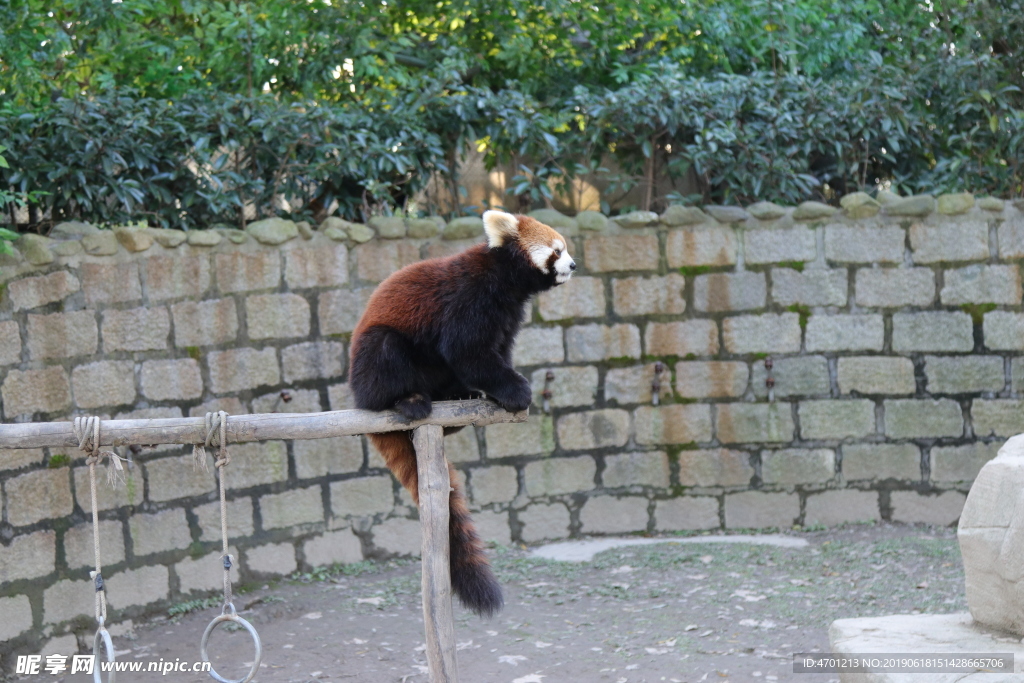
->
[52,522,964,683]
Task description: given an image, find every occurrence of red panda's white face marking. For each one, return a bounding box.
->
[483,210,575,284]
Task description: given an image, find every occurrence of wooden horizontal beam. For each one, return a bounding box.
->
[0,399,527,450]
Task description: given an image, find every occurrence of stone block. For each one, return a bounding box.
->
[371,517,421,555]
[144,254,211,302]
[8,270,80,310]
[139,359,202,401]
[445,428,480,464]
[80,261,141,306]
[837,356,916,395]
[519,503,570,542]
[612,210,657,229]
[937,192,974,215]
[0,321,21,365]
[666,227,736,267]
[530,365,597,407]
[973,399,1024,438]
[443,217,483,240]
[129,508,192,556]
[706,205,750,223]
[886,194,935,216]
[744,227,817,264]
[486,416,554,458]
[279,341,343,383]
[6,469,72,526]
[804,490,880,526]
[524,456,597,495]
[805,315,884,352]
[146,453,215,502]
[43,578,97,624]
[318,288,374,335]
[761,448,835,485]
[612,274,686,315]
[355,241,420,282]
[716,403,794,443]
[931,442,1001,483]
[580,496,649,533]
[246,542,298,575]
[655,497,720,531]
[327,382,354,410]
[246,217,299,245]
[677,449,753,487]
[513,327,564,366]
[892,311,974,353]
[583,234,659,272]
[102,307,170,352]
[645,320,719,357]
[824,225,905,263]
[0,596,33,641]
[799,400,875,440]
[997,215,1024,259]
[224,440,289,489]
[537,276,605,320]
[855,267,936,307]
[722,313,802,354]
[470,465,518,505]
[187,230,222,246]
[747,201,787,220]
[2,366,71,417]
[890,491,965,525]
[284,243,349,289]
[206,347,280,393]
[924,355,1004,394]
[303,528,364,566]
[772,268,847,307]
[0,448,43,472]
[634,404,712,445]
[556,409,631,450]
[566,323,641,361]
[331,476,394,518]
[985,311,1024,350]
[473,510,512,545]
[751,355,830,399]
[245,293,311,340]
[884,399,963,439]
[172,298,238,347]
[793,201,836,221]
[195,498,254,542]
[603,451,670,488]
[675,360,749,397]
[369,215,406,239]
[215,251,281,293]
[261,487,325,529]
[942,264,1021,305]
[251,386,321,414]
[72,360,136,408]
[842,442,921,481]
[27,310,97,360]
[0,530,56,583]
[693,271,766,312]
[725,491,800,529]
[909,220,988,263]
[604,363,673,405]
[291,437,362,479]
[176,550,240,593]
[73,464,143,511]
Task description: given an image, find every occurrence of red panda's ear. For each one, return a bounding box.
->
[483,210,519,248]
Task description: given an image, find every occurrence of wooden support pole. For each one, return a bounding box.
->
[413,424,459,683]
[0,399,525,450]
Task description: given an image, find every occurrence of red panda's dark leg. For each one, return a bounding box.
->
[449,352,532,413]
[351,326,432,419]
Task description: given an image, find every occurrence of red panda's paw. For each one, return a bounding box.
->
[396,393,432,420]
[496,377,532,413]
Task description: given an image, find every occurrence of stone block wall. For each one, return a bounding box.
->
[1,194,1023,654]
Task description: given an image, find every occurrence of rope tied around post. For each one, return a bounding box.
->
[72,416,120,682]
[198,412,262,683]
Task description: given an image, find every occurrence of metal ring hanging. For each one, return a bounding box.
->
[92,625,116,683]
[200,603,262,683]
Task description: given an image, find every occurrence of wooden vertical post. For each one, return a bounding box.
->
[413,424,460,683]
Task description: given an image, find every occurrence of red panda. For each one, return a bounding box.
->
[349,210,576,616]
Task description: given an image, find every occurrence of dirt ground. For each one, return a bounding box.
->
[49,522,966,683]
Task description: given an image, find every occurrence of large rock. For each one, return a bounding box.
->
[245,217,299,245]
[114,226,153,252]
[50,221,99,238]
[81,231,119,255]
[149,228,187,248]
[17,234,55,265]
[529,208,577,231]
[746,201,786,220]
[613,210,658,229]
[443,216,483,240]
[660,205,707,226]
[978,197,1004,212]
[576,210,608,231]
[938,192,975,215]
[840,192,881,218]
[886,194,936,217]
[792,201,836,221]
[347,223,374,243]
[368,216,406,239]
[704,205,749,223]
[406,218,441,239]
[958,433,1024,635]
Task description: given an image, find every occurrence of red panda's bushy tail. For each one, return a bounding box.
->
[367,432,503,617]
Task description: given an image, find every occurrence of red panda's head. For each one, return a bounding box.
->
[482,210,576,285]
